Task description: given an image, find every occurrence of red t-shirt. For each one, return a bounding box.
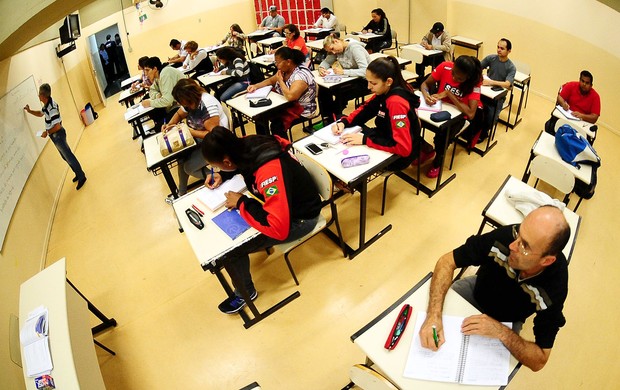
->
[559,81,601,116]
[287,36,309,56]
[431,62,483,113]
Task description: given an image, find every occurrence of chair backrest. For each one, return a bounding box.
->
[530,155,575,194]
[296,153,332,201]
[338,24,347,35]
[221,104,234,131]
[399,46,423,64]
[512,59,531,76]
[554,117,594,140]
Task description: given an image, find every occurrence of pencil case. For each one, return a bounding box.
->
[249,98,272,108]
[341,154,370,168]
[430,110,451,122]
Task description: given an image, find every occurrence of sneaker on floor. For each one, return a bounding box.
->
[426,166,440,179]
[411,150,436,166]
[218,290,258,314]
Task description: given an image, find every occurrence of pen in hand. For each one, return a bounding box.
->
[432,325,439,348]
[209,167,215,186]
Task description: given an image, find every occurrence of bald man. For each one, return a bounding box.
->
[419,206,570,371]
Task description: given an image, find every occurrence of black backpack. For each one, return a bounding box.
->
[248,62,265,84]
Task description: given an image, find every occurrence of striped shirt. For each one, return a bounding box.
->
[274,66,317,117]
[180,92,228,132]
[223,57,250,80]
[42,97,62,131]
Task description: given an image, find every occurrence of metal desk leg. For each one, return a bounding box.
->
[159,165,179,199]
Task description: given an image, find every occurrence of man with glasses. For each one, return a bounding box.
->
[418,206,570,371]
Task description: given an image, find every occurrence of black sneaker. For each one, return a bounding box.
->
[218,290,258,314]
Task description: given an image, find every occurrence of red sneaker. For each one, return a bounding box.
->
[426,166,440,179]
[411,150,436,166]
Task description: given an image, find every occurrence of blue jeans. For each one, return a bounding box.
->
[220,81,248,102]
[49,128,85,180]
[222,216,320,296]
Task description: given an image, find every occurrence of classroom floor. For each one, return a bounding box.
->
[45,84,620,389]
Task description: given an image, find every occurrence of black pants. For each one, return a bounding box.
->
[318,79,369,123]
[150,106,180,132]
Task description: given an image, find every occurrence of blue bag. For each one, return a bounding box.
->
[554,124,600,169]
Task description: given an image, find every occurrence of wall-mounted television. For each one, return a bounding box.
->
[59,14,81,44]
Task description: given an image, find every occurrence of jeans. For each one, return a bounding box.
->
[222,216,320,296]
[220,81,248,102]
[177,146,208,196]
[451,276,523,334]
[49,128,85,180]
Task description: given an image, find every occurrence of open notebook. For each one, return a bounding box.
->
[403,312,511,386]
[313,124,362,145]
[556,105,582,121]
[196,174,247,211]
[246,85,272,100]
[418,98,442,112]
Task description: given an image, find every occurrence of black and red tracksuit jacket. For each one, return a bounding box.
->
[222,137,321,241]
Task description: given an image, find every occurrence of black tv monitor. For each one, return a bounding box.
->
[59,14,80,44]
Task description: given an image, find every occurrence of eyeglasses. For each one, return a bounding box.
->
[511,226,540,257]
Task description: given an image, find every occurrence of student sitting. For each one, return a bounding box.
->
[219,24,246,51]
[163,78,229,196]
[131,56,152,91]
[318,35,371,123]
[333,56,422,171]
[281,24,310,67]
[201,127,321,314]
[314,7,339,31]
[141,56,183,132]
[182,41,214,78]
[418,56,484,179]
[361,8,392,54]
[214,46,250,101]
[246,47,317,139]
[168,38,188,67]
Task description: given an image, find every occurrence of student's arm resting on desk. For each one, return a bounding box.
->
[419,252,457,351]
[247,75,276,92]
[319,54,336,73]
[439,89,478,119]
[237,159,291,240]
[461,314,552,371]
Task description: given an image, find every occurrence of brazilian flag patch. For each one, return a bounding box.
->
[265,185,279,197]
[395,120,406,128]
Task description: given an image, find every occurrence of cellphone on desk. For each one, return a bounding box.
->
[305,143,323,155]
[491,85,504,91]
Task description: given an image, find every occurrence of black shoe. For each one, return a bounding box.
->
[476,133,488,145]
[72,176,78,182]
[218,290,258,314]
[76,177,87,190]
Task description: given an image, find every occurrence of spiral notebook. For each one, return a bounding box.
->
[403,312,511,386]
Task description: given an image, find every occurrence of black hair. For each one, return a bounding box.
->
[367,56,415,94]
[106,34,111,40]
[201,127,284,170]
[371,8,386,19]
[216,46,246,63]
[284,24,301,40]
[145,56,164,71]
[274,46,306,66]
[499,38,512,51]
[453,56,483,97]
[99,43,106,51]
[580,70,594,84]
[138,56,149,68]
[320,7,332,14]
[169,39,181,47]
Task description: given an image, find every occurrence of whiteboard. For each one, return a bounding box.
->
[0,76,46,251]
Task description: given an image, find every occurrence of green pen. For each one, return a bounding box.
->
[432,325,439,348]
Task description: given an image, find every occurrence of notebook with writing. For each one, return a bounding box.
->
[403,312,511,386]
[196,175,247,212]
[212,209,251,240]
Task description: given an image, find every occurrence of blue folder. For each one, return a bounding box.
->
[212,209,251,240]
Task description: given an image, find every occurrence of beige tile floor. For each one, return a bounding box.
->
[45,87,620,389]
